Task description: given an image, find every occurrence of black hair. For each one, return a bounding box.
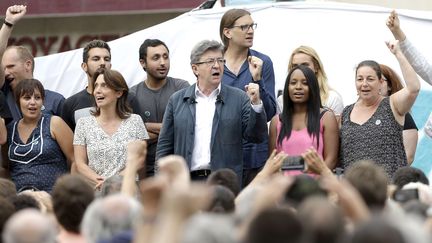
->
[393,166,429,189]
[278,65,322,147]
[139,39,169,61]
[356,60,382,79]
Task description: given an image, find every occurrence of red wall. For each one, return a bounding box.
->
[0,0,204,16]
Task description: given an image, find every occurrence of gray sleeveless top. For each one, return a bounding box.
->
[340,97,407,177]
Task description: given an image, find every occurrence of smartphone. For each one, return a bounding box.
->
[281,156,305,171]
[393,188,419,203]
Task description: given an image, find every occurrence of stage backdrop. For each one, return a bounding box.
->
[33,1,432,177]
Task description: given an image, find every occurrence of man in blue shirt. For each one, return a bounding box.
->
[220,9,277,186]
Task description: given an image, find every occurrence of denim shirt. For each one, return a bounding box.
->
[222,49,276,169]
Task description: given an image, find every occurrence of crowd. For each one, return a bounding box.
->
[0,4,431,243]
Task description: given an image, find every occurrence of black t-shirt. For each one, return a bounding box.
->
[404,112,418,130]
[61,89,94,131]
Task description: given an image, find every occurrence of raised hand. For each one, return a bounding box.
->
[248,56,263,81]
[245,82,261,105]
[260,150,287,177]
[386,39,401,55]
[5,5,27,26]
[386,10,406,41]
[302,147,331,175]
[157,155,190,190]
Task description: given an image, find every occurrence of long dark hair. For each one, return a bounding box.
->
[278,65,322,147]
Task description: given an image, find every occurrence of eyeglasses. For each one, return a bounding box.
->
[231,23,257,32]
[195,58,226,66]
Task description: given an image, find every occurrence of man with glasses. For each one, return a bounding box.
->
[130,39,189,178]
[156,40,267,184]
[220,9,277,186]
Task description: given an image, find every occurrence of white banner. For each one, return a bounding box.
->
[34,1,432,176]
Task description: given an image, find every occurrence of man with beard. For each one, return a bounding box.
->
[0,5,65,122]
[61,40,111,131]
[130,39,189,178]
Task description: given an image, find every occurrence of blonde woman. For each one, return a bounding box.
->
[278,46,343,118]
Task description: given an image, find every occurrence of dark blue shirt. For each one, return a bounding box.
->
[222,49,276,169]
[7,114,68,192]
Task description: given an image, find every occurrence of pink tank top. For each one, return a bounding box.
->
[275,115,325,159]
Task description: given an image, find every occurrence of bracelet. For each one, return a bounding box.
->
[3,20,13,28]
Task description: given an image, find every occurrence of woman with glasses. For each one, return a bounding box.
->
[340,41,420,177]
[74,68,149,190]
[219,8,277,186]
[380,64,418,164]
[269,65,339,171]
[5,79,74,192]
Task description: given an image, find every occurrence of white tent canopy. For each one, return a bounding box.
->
[34,1,432,174]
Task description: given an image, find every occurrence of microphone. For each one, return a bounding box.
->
[190,97,197,104]
[216,94,224,104]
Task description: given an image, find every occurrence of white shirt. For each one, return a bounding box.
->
[190,85,220,171]
[190,84,263,171]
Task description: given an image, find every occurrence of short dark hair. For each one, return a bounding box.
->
[207,168,240,196]
[284,175,327,207]
[0,178,17,199]
[91,68,132,119]
[0,197,15,237]
[11,194,40,212]
[206,185,235,214]
[345,160,389,210]
[356,60,382,79]
[351,217,405,243]
[393,166,429,189]
[247,207,303,243]
[139,39,169,61]
[83,40,111,63]
[13,79,45,112]
[52,175,94,233]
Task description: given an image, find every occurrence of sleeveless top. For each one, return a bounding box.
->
[275,112,325,158]
[7,114,68,192]
[340,97,407,177]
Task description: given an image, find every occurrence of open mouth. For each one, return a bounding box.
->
[157,68,167,73]
[95,96,105,101]
[212,72,220,78]
[5,76,14,84]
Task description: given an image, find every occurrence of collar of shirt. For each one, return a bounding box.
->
[195,83,221,100]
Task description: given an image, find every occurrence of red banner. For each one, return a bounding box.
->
[0,0,204,16]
